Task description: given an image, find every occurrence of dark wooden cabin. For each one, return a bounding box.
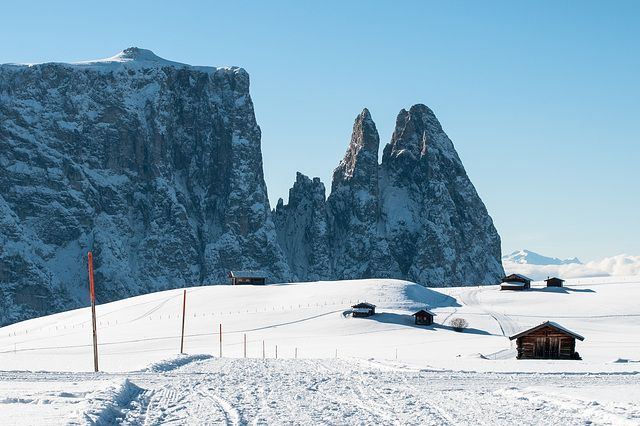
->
[351,302,376,317]
[228,271,267,285]
[545,277,565,287]
[500,273,533,290]
[412,309,435,325]
[509,321,584,360]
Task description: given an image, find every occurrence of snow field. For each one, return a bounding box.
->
[1,277,639,424]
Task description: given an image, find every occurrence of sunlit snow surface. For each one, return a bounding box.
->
[1,277,639,424]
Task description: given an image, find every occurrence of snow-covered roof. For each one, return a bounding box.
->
[502,273,533,282]
[229,270,267,279]
[509,321,585,341]
[352,308,373,313]
[412,309,435,316]
[545,277,565,282]
[351,302,376,309]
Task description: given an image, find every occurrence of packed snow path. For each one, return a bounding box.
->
[458,286,519,359]
[1,356,638,425]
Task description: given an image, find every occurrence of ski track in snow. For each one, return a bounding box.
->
[1,357,639,425]
[458,286,519,359]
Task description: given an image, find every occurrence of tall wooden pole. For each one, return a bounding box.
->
[244,334,247,358]
[219,324,222,358]
[180,290,186,354]
[88,252,99,372]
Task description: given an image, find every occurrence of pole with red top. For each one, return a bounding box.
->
[88,252,99,372]
[180,290,186,354]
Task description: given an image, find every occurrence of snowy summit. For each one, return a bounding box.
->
[70,47,191,70]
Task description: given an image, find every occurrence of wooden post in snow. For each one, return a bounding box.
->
[219,324,222,358]
[88,252,99,372]
[244,334,247,358]
[263,340,265,359]
[180,290,186,354]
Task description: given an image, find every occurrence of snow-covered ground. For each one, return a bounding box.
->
[1,277,639,424]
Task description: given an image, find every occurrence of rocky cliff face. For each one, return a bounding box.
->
[276,105,504,287]
[0,48,290,326]
[273,173,331,281]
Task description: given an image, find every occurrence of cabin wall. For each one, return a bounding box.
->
[516,327,578,359]
[415,316,433,325]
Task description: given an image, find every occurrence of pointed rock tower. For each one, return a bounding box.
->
[327,109,397,279]
[380,104,503,285]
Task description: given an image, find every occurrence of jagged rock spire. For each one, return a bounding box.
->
[331,108,379,194]
[379,104,503,284]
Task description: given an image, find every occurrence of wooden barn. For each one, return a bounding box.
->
[545,277,565,287]
[412,309,435,325]
[351,302,376,317]
[228,271,267,285]
[500,273,533,291]
[509,321,584,360]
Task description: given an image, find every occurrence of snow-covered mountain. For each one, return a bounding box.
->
[275,107,504,286]
[0,48,291,326]
[503,249,581,266]
[1,49,503,326]
[503,250,640,281]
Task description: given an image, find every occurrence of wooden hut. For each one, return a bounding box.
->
[500,273,533,291]
[412,309,435,325]
[351,302,376,317]
[509,321,584,360]
[545,277,565,287]
[228,271,267,285]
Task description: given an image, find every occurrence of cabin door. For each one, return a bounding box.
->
[534,338,545,358]
[545,338,560,358]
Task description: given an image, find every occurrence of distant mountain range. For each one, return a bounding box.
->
[502,250,581,266]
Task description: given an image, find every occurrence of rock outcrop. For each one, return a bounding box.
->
[276,105,504,287]
[0,48,290,325]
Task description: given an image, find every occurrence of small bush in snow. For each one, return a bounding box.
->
[450,317,468,332]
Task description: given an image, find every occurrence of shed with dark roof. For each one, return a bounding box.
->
[545,277,565,287]
[412,309,435,325]
[351,302,376,317]
[500,273,533,290]
[228,271,267,285]
[509,321,584,360]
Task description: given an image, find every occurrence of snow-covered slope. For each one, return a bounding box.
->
[1,277,638,372]
[1,277,639,424]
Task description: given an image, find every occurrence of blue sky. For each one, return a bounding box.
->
[2,0,638,263]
